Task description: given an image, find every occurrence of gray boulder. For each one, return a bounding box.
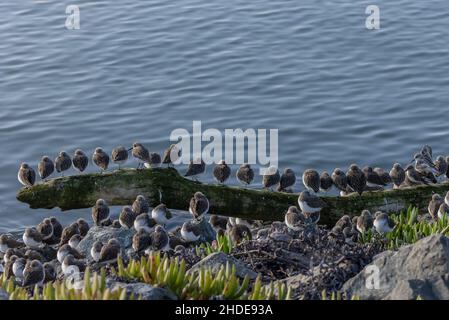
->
[0,288,9,300]
[110,282,177,300]
[342,234,449,300]
[188,252,258,280]
[77,226,135,259]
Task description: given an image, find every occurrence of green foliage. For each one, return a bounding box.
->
[359,206,449,249]
[195,234,234,258]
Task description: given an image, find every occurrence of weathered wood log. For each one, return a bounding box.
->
[16,167,449,226]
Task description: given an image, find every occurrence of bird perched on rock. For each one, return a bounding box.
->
[334,215,352,230]
[3,248,25,264]
[76,218,89,237]
[55,151,72,176]
[132,229,152,253]
[185,158,206,180]
[151,225,170,251]
[438,203,449,220]
[414,159,437,184]
[228,224,251,245]
[90,241,103,262]
[12,257,26,282]
[92,199,110,226]
[0,234,24,253]
[356,210,374,233]
[390,163,405,189]
[22,260,45,287]
[92,147,109,172]
[59,222,80,246]
[319,171,333,193]
[297,191,326,224]
[180,220,202,243]
[62,254,86,275]
[428,194,444,220]
[374,212,395,234]
[22,227,43,249]
[132,195,150,215]
[50,217,63,239]
[134,212,157,233]
[130,142,150,169]
[18,163,36,187]
[331,168,348,194]
[343,227,358,245]
[284,206,305,231]
[209,215,228,233]
[72,149,89,173]
[99,239,121,263]
[236,164,254,186]
[374,167,392,185]
[162,144,180,167]
[144,152,162,169]
[363,166,387,188]
[36,218,53,241]
[404,164,426,186]
[38,156,54,180]
[25,249,45,262]
[262,166,280,190]
[347,164,366,195]
[434,155,448,179]
[278,168,296,192]
[111,146,128,169]
[43,262,57,283]
[57,243,84,264]
[119,206,137,229]
[189,192,209,220]
[213,160,231,184]
[68,234,82,249]
[151,203,172,226]
[302,169,320,193]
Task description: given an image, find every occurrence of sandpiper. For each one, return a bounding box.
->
[335,215,352,230]
[68,234,82,249]
[363,166,386,188]
[119,206,137,229]
[3,248,25,264]
[374,167,392,185]
[62,254,86,275]
[130,142,150,169]
[404,164,426,186]
[76,218,90,237]
[356,210,374,233]
[43,262,56,283]
[92,199,110,226]
[428,194,444,220]
[262,166,280,190]
[55,151,72,176]
[18,163,36,187]
[50,217,63,240]
[132,195,150,215]
[59,222,80,246]
[72,149,89,173]
[228,224,251,245]
[99,239,121,262]
[22,227,43,249]
[92,147,110,172]
[0,234,24,253]
[151,203,172,226]
[346,164,366,195]
[3,255,17,279]
[189,192,209,220]
[57,243,84,264]
[90,241,103,262]
[144,152,162,169]
[213,160,231,184]
[180,220,202,243]
[415,159,437,183]
[111,146,129,169]
[284,206,305,231]
[134,212,157,233]
[373,212,395,234]
[38,156,54,180]
[36,218,53,241]
[132,229,152,252]
[25,249,45,262]
[12,257,26,282]
[434,155,448,178]
[331,168,348,193]
[236,164,255,186]
[151,225,170,251]
[302,169,320,193]
[278,168,296,192]
[438,203,449,220]
[390,163,405,189]
[297,191,326,224]
[319,171,333,193]
[185,158,206,179]
[162,144,180,167]
[22,260,45,287]
[343,226,358,245]
[209,215,228,232]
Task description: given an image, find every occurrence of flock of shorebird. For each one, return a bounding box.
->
[7,144,449,288]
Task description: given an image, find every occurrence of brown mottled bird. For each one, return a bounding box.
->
[59,222,80,246]
[22,260,45,287]
[92,147,109,172]
[111,146,128,169]
[38,156,54,180]
[36,218,54,241]
[132,195,150,215]
[302,169,320,193]
[428,194,444,220]
[284,206,305,231]
[374,167,392,185]
[236,164,254,186]
[356,210,374,233]
[346,164,366,196]
[18,163,36,187]
[189,192,209,220]
[72,149,89,173]
[262,166,280,190]
[99,239,121,262]
[185,158,206,179]
[92,199,110,226]
[130,142,150,169]
[363,166,386,188]
[76,218,90,237]
[0,234,24,253]
[278,168,296,192]
[162,144,180,167]
[55,151,72,176]
[228,224,252,245]
[133,229,152,252]
[331,168,348,193]
[151,226,170,251]
[213,160,231,184]
[119,206,136,229]
[209,215,228,232]
[390,163,405,188]
[320,171,333,193]
[297,191,326,224]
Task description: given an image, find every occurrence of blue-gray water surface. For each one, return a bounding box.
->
[1,0,449,233]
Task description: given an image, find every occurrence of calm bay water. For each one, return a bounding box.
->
[1,0,449,232]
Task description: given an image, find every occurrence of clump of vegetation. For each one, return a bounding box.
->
[115,251,291,300]
[360,206,449,249]
[195,234,234,257]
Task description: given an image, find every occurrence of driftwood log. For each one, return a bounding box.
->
[16,167,449,226]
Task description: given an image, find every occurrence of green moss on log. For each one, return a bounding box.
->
[16,168,449,226]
